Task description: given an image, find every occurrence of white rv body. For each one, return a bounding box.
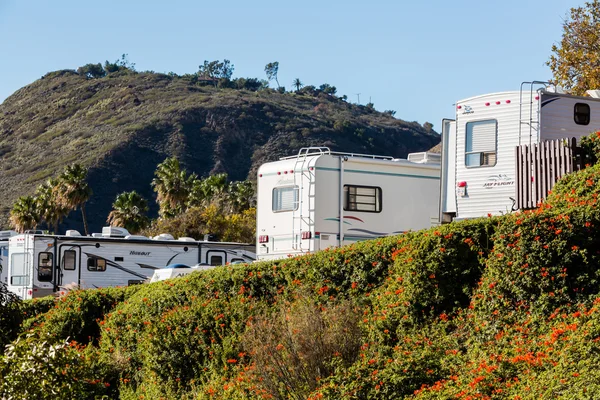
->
[256,148,441,261]
[7,228,255,299]
[149,264,216,283]
[441,85,600,221]
[0,231,18,285]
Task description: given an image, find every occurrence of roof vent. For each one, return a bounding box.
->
[178,237,196,242]
[0,230,18,239]
[125,235,149,240]
[65,230,82,237]
[587,90,600,98]
[407,152,442,164]
[102,226,130,238]
[153,233,175,241]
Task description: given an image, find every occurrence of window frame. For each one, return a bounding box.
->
[343,184,382,213]
[465,119,498,168]
[272,185,299,213]
[574,103,591,126]
[63,250,76,271]
[207,250,227,266]
[10,252,28,286]
[37,252,53,282]
[87,257,107,272]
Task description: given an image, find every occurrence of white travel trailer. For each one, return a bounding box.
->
[256,148,441,261]
[440,82,600,222]
[1,230,18,285]
[7,227,255,299]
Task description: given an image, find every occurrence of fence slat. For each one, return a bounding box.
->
[515,137,581,210]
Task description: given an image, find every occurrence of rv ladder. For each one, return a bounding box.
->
[291,153,315,251]
[518,81,548,146]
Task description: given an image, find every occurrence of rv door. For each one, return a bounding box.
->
[440,118,457,223]
[58,245,81,289]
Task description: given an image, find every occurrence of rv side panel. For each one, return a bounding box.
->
[454,91,533,218]
[440,119,457,221]
[539,93,600,141]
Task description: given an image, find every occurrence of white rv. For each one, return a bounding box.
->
[440,82,600,222]
[7,227,255,299]
[1,230,18,285]
[256,148,441,261]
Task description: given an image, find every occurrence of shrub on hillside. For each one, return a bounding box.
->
[0,333,116,399]
[370,218,497,341]
[243,295,363,399]
[22,286,137,345]
[0,281,21,353]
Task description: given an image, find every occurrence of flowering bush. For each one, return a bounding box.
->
[5,131,600,398]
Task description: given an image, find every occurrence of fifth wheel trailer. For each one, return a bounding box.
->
[7,227,255,300]
[440,82,600,222]
[256,148,441,261]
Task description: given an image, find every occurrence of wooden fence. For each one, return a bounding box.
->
[515,138,586,210]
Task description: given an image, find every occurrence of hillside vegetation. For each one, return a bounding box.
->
[0,67,438,232]
[2,133,600,399]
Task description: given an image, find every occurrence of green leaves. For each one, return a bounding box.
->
[548,0,600,94]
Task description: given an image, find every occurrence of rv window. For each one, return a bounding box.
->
[63,250,76,271]
[574,103,590,125]
[272,186,298,212]
[38,252,53,282]
[465,120,497,167]
[10,253,28,286]
[87,258,106,272]
[210,255,223,266]
[344,185,382,213]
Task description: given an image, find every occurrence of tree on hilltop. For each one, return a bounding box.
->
[548,0,600,94]
[265,62,280,88]
[318,83,337,95]
[292,78,303,92]
[104,54,136,74]
[77,63,106,79]
[198,60,235,80]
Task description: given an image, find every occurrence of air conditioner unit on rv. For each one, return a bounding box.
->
[0,230,18,239]
[102,226,131,238]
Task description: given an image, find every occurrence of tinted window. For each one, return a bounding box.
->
[344,185,382,212]
[574,103,590,125]
[38,252,53,282]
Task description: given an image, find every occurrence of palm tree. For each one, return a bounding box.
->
[107,191,150,234]
[56,164,93,235]
[9,196,40,233]
[151,157,195,217]
[292,78,303,92]
[228,180,255,212]
[188,173,229,209]
[35,178,68,234]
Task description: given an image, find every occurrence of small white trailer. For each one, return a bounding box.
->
[256,148,441,261]
[7,227,255,299]
[440,82,600,222]
[1,230,18,285]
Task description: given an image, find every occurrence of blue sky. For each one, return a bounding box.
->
[0,0,575,132]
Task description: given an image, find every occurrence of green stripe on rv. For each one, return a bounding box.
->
[315,167,440,180]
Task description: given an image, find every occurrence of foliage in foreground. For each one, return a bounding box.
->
[4,139,600,399]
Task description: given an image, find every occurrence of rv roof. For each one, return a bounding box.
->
[457,90,521,104]
[280,147,394,161]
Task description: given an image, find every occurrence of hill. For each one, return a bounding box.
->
[0,69,439,232]
[2,133,600,399]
